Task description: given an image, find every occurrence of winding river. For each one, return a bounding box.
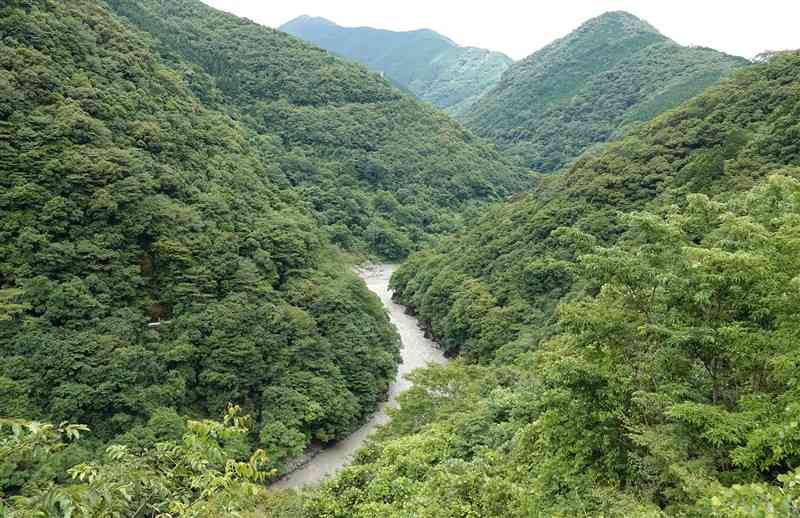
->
[271,264,447,490]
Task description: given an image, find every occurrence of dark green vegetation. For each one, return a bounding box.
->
[261,51,800,516]
[0,0,401,499]
[3,0,799,516]
[462,11,750,172]
[280,15,514,117]
[108,1,526,261]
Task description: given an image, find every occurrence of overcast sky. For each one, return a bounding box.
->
[201,1,799,60]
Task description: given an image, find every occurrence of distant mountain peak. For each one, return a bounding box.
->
[280,15,455,46]
[580,10,661,35]
[409,27,457,46]
[280,15,336,29]
[279,15,512,115]
[596,10,647,21]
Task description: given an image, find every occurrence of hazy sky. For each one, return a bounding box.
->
[201,1,799,60]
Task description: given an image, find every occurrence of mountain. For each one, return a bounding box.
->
[6,0,799,515]
[279,15,514,116]
[392,50,800,361]
[107,2,526,262]
[0,0,529,497]
[462,11,750,172]
[276,51,800,517]
[0,0,405,495]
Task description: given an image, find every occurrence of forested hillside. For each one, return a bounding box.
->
[0,0,401,504]
[393,50,800,363]
[3,0,800,516]
[462,11,749,172]
[280,15,514,117]
[261,51,800,516]
[108,0,527,261]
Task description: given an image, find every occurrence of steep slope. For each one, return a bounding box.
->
[106,1,526,261]
[279,15,513,116]
[462,11,749,172]
[393,50,800,362]
[264,51,800,518]
[0,0,400,488]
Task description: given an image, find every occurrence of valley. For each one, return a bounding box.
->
[1,1,799,517]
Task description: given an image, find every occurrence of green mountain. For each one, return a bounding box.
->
[462,11,750,172]
[393,50,800,361]
[265,51,800,517]
[279,15,514,116]
[0,0,530,493]
[0,0,532,494]
[5,0,800,516]
[106,2,526,262]
[0,0,404,492]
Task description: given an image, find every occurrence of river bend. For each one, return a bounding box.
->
[271,264,447,490]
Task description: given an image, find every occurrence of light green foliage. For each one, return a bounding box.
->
[0,419,90,470]
[462,11,749,172]
[0,289,27,321]
[2,407,271,517]
[703,468,800,517]
[279,16,513,116]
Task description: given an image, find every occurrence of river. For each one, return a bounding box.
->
[270,264,447,490]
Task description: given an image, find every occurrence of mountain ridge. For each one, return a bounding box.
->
[0,0,403,483]
[280,15,458,46]
[279,15,512,116]
[334,50,800,517]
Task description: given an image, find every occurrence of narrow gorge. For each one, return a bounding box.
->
[272,264,447,489]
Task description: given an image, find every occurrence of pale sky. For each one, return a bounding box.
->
[201,0,799,61]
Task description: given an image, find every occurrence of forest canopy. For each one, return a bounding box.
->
[309,51,800,517]
[393,51,800,363]
[266,173,800,517]
[107,0,529,261]
[0,0,400,499]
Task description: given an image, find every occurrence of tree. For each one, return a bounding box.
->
[2,407,270,518]
[0,289,27,321]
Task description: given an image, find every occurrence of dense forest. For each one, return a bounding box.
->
[0,0,402,508]
[391,51,800,363]
[280,15,514,117]
[3,0,800,516]
[107,0,527,261]
[261,51,800,516]
[462,11,749,172]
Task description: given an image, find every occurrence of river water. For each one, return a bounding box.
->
[271,264,447,490]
